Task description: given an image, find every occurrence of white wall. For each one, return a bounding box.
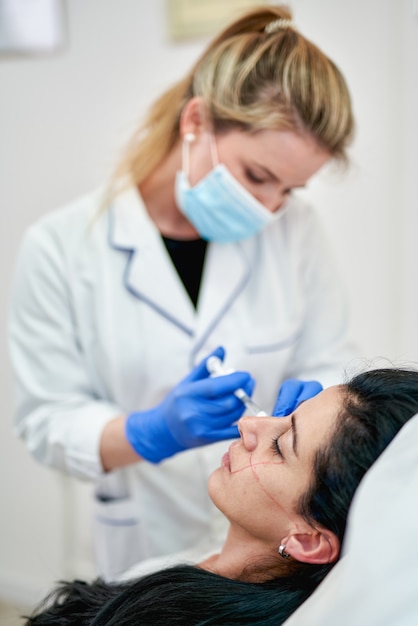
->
[0,0,417,606]
[400,0,418,357]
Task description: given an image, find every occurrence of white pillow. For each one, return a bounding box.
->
[284,412,418,626]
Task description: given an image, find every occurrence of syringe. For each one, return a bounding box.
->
[206,355,268,417]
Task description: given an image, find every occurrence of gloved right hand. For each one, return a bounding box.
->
[125,347,254,464]
[273,378,323,417]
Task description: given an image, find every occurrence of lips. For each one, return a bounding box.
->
[221,451,231,472]
[221,440,240,472]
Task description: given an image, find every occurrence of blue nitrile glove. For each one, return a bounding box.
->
[273,379,323,417]
[125,347,255,463]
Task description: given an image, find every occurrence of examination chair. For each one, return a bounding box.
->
[283,412,418,626]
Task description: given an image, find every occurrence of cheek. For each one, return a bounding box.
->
[208,463,275,522]
[221,158,251,191]
[249,459,305,527]
[209,456,305,532]
[207,468,224,506]
[228,171,278,210]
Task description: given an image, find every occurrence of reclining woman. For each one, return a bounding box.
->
[25,366,418,625]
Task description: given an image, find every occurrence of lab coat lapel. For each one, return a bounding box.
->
[194,242,251,349]
[109,188,195,335]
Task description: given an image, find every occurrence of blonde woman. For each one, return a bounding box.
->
[9,5,358,578]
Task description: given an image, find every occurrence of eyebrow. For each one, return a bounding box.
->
[291,414,298,456]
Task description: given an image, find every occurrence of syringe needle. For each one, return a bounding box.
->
[206,356,268,417]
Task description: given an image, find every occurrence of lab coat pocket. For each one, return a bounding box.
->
[93,493,143,581]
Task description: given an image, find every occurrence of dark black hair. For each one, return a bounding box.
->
[299,368,418,542]
[24,368,418,626]
[23,565,327,626]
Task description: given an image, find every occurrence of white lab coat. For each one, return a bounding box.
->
[115,536,221,583]
[9,185,358,578]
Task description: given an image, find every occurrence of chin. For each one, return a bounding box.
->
[207,469,223,508]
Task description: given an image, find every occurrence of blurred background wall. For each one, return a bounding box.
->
[0,0,417,607]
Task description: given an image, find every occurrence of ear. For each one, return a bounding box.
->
[282,528,340,565]
[179,96,207,139]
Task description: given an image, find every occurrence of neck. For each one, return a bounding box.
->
[199,524,283,583]
[139,143,199,239]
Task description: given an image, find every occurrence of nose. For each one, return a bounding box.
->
[264,191,289,214]
[274,186,291,212]
[238,416,258,451]
[238,415,291,451]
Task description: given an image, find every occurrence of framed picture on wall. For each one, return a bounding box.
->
[167,0,267,40]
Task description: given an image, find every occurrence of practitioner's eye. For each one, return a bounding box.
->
[245,168,267,184]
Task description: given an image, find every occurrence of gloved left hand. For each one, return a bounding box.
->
[273,378,323,417]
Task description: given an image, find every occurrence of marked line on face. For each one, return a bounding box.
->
[229,451,302,528]
[230,459,283,474]
[248,452,302,527]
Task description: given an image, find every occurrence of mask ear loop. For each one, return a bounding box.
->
[208,132,219,167]
[199,100,219,167]
[182,132,195,178]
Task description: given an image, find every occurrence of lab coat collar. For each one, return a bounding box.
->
[109,186,251,341]
[192,242,251,353]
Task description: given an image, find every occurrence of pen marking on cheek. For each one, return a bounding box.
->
[230,459,283,474]
[246,452,302,528]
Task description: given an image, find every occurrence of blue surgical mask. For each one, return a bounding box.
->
[175,135,283,243]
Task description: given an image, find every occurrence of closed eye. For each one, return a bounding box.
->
[271,436,284,459]
[245,169,267,184]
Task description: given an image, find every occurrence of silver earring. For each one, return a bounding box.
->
[184,132,195,143]
[278,544,290,559]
